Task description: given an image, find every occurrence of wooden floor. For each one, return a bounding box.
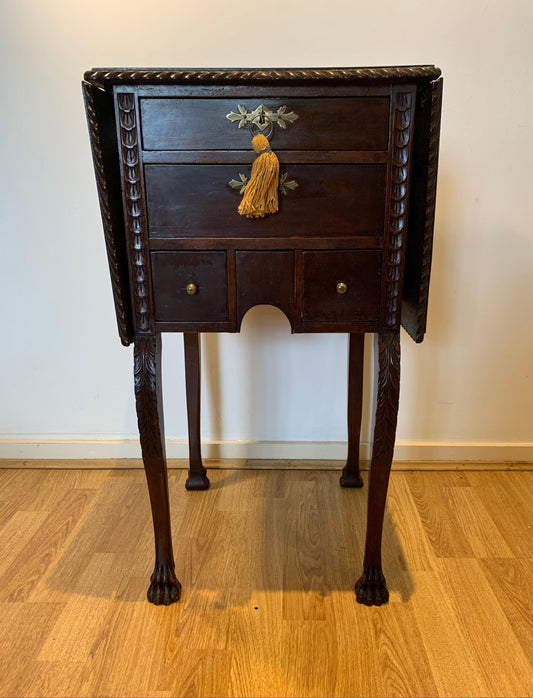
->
[0,466,532,697]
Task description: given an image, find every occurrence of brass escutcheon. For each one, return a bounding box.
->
[226,104,299,131]
[186,283,198,295]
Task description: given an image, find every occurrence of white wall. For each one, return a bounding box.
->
[1,0,532,461]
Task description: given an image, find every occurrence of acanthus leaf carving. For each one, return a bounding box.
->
[371,333,401,464]
[134,335,164,462]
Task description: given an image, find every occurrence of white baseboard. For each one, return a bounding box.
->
[0,437,532,463]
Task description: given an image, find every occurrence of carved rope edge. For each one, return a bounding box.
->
[84,66,441,87]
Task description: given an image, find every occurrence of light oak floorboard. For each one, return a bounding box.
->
[2,458,533,471]
[0,467,532,697]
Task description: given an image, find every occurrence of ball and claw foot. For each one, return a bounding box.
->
[355,565,389,606]
[339,466,364,488]
[147,563,182,605]
[185,468,210,491]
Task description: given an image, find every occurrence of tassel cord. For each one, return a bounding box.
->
[238,134,280,219]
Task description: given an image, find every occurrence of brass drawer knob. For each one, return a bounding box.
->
[336,282,348,295]
[186,283,198,295]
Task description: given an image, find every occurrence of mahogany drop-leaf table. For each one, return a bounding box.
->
[83,66,443,606]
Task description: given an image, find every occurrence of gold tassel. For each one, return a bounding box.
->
[238,133,279,218]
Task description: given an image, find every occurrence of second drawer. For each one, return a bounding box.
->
[144,164,386,239]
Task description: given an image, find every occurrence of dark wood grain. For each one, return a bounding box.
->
[302,250,382,323]
[148,236,382,251]
[144,164,386,238]
[227,249,237,330]
[236,251,295,329]
[155,321,232,333]
[142,150,388,164]
[134,335,180,604]
[183,333,209,490]
[294,250,303,332]
[140,97,389,151]
[300,321,379,334]
[134,84,393,98]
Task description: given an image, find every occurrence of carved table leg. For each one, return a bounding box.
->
[355,332,400,606]
[340,333,364,488]
[134,335,181,605]
[184,332,210,491]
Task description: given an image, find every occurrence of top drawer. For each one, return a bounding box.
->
[139,97,390,152]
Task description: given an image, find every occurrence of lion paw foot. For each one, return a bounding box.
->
[147,563,181,605]
[355,566,389,606]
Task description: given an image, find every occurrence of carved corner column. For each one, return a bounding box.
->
[116,89,179,604]
[354,86,413,604]
[355,332,400,605]
[134,335,180,605]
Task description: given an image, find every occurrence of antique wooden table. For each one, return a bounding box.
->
[83,66,442,606]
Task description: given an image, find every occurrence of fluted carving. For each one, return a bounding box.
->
[383,92,414,328]
[82,81,133,345]
[117,93,152,333]
[85,66,441,88]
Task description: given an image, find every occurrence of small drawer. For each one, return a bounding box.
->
[302,250,381,322]
[151,251,228,322]
[139,97,390,151]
